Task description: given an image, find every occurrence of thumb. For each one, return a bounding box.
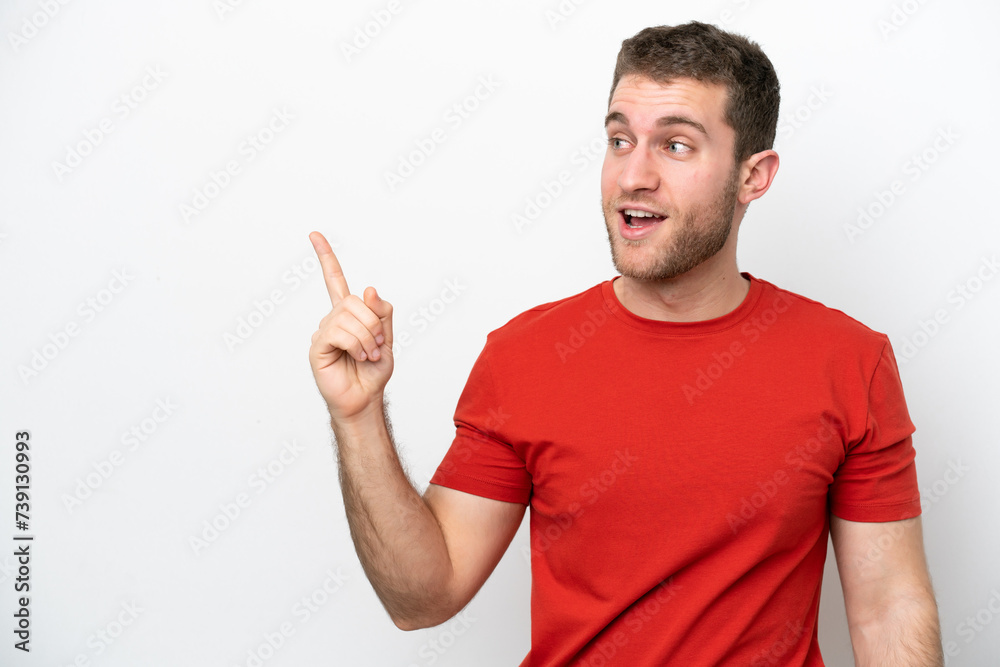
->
[364,286,393,348]
[363,285,380,309]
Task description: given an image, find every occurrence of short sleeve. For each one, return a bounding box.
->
[428,338,532,504]
[830,338,922,521]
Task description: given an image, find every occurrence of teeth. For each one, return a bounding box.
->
[623,209,660,218]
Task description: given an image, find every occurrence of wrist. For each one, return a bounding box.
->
[330,398,386,436]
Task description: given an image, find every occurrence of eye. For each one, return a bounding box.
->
[607,137,630,150]
[666,141,691,154]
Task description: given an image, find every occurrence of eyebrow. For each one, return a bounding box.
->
[604,111,709,138]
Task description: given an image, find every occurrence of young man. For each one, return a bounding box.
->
[308,21,943,666]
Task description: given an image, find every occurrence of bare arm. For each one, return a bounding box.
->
[830,515,943,666]
[333,399,525,629]
[308,232,525,630]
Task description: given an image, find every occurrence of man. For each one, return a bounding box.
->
[308,21,943,666]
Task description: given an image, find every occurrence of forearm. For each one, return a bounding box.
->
[850,590,944,667]
[332,398,454,629]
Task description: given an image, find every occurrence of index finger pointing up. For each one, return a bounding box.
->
[309,231,350,305]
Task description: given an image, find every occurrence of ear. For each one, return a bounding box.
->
[737,149,779,205]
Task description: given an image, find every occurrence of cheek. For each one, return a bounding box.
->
[673,166,717,202]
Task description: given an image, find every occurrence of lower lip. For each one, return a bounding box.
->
[618,212,665,240]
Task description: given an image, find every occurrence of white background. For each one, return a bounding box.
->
[1,0,998,665]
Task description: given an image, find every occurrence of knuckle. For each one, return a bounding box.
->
[330,309,353,328]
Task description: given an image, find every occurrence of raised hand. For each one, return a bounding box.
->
[307,231,394,423]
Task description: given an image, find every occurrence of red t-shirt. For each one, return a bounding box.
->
[429,273,921,666]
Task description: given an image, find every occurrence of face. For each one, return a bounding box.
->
[601,75,742,282]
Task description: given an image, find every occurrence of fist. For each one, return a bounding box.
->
[307,232,395,423]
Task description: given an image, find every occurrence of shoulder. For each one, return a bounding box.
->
[753,274,892,353]
[483,280,608,347]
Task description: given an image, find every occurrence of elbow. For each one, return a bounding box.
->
[390,599,460,632]
[392,615,423,632]
[388,565,459,632]
[382,552,460,631]
[391,611,448,632]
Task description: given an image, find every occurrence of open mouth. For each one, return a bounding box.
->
[622,208,666,228]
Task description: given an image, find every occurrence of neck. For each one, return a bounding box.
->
[613,265,750,323]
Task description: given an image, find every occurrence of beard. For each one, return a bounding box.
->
[602,167,741,282]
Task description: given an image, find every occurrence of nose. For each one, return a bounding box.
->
[617,143,659,193]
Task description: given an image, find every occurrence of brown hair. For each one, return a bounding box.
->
[609,21,780,165]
